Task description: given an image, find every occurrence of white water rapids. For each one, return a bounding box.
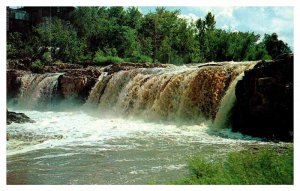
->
[7,109,279,184]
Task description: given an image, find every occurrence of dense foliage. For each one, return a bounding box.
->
[173,146,293,184]
[7,7,292,65]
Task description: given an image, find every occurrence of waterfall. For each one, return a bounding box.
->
[17,73,62,109]
[11,61,258,126]
[86,62,258,124]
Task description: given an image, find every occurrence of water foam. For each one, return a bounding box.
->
[7,109,266,156]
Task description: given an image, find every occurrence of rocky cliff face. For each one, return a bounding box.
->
[231,54,293,141]
[58,68,101,103]
[7,69,30,100]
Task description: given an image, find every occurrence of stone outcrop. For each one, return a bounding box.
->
[7,69,30,99]
[231,54,293,141]
[102,62,171,74]
[7,58,32,70]
[58,68,101,103]
[7,110,35,125]
[6,64,101,104]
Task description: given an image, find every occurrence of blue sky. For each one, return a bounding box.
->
[138,7,294,50]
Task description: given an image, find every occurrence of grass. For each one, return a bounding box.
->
[173,145,293,185]
[93,55,124,65]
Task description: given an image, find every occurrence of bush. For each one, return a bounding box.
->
[36,18,84,63]
[174,146,293,184]
[42,51,53,65]
[93,50,124,65]
[53,60,64,66]
[125,52,153,63]
[7,32,36,59]
[31,59,44,72]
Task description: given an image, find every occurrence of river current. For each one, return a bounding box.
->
[7,108,280,184]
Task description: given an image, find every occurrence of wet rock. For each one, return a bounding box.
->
[7,69,30,100]
[58,68,101,103]
[42,63,84,73]
[103,62,170,75]
[7,58,32,70]
[7,110,35,125]
[231,54,293,142]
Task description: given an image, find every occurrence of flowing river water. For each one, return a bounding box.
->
[6,62,288,184]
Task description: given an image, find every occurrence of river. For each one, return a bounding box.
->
[7,108,281,184]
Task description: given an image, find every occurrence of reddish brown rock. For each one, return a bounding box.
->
[58,68,101,103]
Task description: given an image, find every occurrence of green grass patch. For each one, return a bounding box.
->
[174,145,293,185]
[93,55,124,65]
[93,50,124,66]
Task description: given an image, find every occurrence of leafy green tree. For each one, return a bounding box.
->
[7,32,40,59]
[125,7,143,29]
[263,33,292,59]
[71,7,110,55]
[245,42,272,61]
[36,17,84,63]
[204,12,216,30]
[196,18,206,61]
[7,6,292,65]
[108,6,126,26]
[139,7,198,64]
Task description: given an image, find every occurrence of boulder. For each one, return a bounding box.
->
[231,54,293,141]
[7,110,35,125]
[7,69,30,99]
[58,68,101,103]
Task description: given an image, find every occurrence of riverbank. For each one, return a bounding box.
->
[172,144,293,184]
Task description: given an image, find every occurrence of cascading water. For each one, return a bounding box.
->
[16,73,62,109]
[213,63,257,129]
[8,61,282,185]
[86,62,257,125]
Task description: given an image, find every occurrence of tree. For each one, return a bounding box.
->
[125,7,143,29]
[263,33,292,59]
[8,6,292,64]
[36,17,84,63]
[205,12,216,30]
[195,18,206,61]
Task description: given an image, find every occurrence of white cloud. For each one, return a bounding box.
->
[178,13,199,23]
[140,6,294,49]
[216,7,234,18]
[273,7,293,20]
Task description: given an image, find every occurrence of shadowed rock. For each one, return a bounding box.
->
[231,54,293,142]
[7,69,30,100]
[7,110,35,125]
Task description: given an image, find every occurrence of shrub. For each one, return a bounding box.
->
[42,51,53,65]
[7,32,36,59]
[93,50,124,65]
[31,59,44,72]
[53,60,64,66]
[174,146,293,184]
[36,18,84,63]
[125,52,153,63]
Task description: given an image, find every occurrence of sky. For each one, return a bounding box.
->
[138,7,294,50]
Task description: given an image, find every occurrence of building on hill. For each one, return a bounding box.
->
[7,6,75,33]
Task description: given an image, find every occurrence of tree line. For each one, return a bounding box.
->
[7,7,292,66]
